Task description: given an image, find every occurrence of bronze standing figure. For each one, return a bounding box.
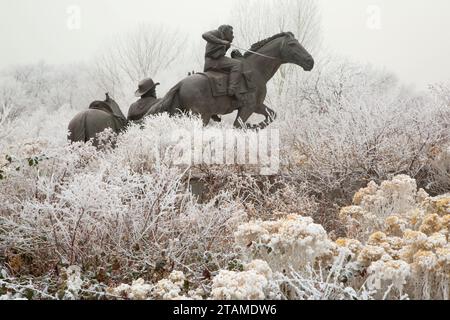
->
[128,78,161,122]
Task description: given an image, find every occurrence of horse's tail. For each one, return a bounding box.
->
[148,81,182,115]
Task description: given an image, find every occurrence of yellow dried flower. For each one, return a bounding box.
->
[412,250,438,271]
[383,237,405,259]
[352,181,378,205]
[419,214,443,235]
[403,230,428,247]
[385,215,407,236]
[399,245,416,263]
[436,247,450,272]
[408,209,424,229]
[368,232,388,245]
[386,237,404,250]
[434,198,450,216]
[339,206,365,220]
[358,245,386,266]
[424,233,447,250]
[353,191,364,206]
[335,238,362,255]
[442,215,450,229]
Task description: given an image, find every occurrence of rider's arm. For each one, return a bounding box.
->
[202,30,229,45]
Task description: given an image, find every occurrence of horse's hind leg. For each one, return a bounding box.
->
[254,104,277,129]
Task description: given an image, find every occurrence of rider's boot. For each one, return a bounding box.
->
[228,68,242,100]
[227,87,241,100]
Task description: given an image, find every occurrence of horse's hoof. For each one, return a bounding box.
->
[246,124,260,131]
[212,115,222,123]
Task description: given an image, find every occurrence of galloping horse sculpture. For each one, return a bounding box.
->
[149,32,314,129]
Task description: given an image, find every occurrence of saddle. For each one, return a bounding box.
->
[89,101,114,114]
[89,94,126,121]
[199,70,256,97]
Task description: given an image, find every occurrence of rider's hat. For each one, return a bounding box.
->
[135,78,160,97]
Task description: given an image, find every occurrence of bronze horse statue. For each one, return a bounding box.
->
[149,32,314,129]
[68,94,128,147]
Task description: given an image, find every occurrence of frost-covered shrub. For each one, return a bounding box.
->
[109,278,153,300]
[227,176,449,300]
[1,58,449,300]
[337,176,449,299]
[107,270,206,300]
[275,59,449,224]
[235,214,335,272]
[211,260,279,300]
[197,171,318,222]
[2,170,448,300]
[339,175,425,239]
[0,116,247,284]
[279,257,377,300]
[428,145,450,195]
[339,175,441,240]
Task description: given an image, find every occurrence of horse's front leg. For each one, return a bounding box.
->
[233,106,255,129]
[254,104,277,129]
[201,114,211,127]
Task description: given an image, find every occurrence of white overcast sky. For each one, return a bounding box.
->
[0,0,449,88]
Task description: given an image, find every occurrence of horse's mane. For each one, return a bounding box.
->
[243,32,294,58]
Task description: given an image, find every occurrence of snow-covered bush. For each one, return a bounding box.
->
[1,53,449,300]
[275,58,449,221]
[337,175,449,299]
[109,278,153,300]
[235,214,335,272]
[218,175,449,300]
[0,116,248,289]
[211,260,279,300]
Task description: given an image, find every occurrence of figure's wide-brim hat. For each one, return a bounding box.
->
[135,78,160,97]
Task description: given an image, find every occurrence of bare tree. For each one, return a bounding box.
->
[229,0,322,105]
[231,0,321,53]
[0,88,13,126]
[91,23,187,99]
[0,79,22,141]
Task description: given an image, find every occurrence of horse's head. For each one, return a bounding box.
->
[280,32,314,71]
